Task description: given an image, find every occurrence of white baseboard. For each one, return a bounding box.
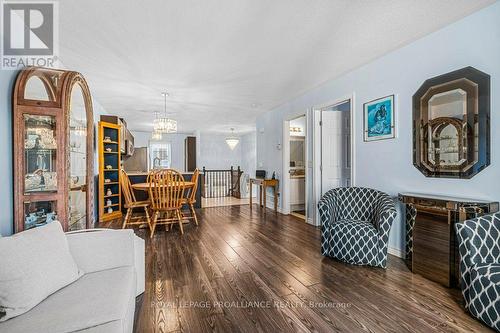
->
[388,246,405,259]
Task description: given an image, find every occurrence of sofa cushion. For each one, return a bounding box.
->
[0,266,136,333]
[468,263,500,331]
[0,222,82,321]
[326,219,380,266]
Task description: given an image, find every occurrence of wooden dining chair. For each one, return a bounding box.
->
[120,169,152,231]
[148,169,186,237]
[182,168,200,225]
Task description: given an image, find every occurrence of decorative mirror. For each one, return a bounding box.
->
[413,67,490,178]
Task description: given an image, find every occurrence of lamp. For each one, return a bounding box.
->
[225,128,239,150]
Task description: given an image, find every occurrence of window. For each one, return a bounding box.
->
[149,142,171,169]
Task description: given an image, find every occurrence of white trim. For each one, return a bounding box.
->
[312,94,355,226]
[312,109,322,226]
[282,113,307,218]
[387,246,405,259]
[351,93,356,186]
[282,120,291,215]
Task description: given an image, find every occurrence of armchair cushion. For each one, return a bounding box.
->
[326,220,380,266]
[468,263,500,330]
[455,213,500,331]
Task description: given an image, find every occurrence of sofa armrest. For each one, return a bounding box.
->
[66,229,135,274]
[134,233,145,296]
[66,229,145,296]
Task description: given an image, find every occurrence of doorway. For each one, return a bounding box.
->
[313,98,353,225]
[283,115,307,221]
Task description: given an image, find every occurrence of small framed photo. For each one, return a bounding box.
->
[363,94,395,142]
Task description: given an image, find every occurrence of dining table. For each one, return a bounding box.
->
[131,181,196,226]
[131,181,195,191]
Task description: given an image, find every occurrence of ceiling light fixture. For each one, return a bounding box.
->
[225,128,239,150]
[151,111,163,140]
[154,92,177,133]
[151,129,162,141]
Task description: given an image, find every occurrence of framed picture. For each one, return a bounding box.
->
[363,94,395,142]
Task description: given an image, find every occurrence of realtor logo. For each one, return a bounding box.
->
[1,1,58,69]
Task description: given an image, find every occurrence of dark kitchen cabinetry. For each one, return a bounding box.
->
[185,136,197,172]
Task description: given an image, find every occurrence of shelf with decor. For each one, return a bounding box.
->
[13,67,95,233]
[98,121,122,222]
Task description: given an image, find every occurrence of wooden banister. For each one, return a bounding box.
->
[202,166,243,198]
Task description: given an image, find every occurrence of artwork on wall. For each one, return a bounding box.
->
[363,94,395,142]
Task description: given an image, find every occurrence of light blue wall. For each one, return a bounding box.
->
[0,69,17,236]
[240,132,257,197]
[199,132,243,170]
[240,132,256,177]
[256,2,500,254]
[198,131,256,192]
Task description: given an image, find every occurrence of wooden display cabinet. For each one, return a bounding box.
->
[13,67,95,233]
[98,121,123,222]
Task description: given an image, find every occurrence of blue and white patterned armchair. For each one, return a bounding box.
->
[455,213,500,331]
[318,187,397,268]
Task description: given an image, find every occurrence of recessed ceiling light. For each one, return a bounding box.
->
[251,103,261,108]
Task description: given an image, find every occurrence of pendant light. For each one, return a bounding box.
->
[225,128,239,150]
[151,111,163,140]
[151,129,162,141]
[154,92,177,133]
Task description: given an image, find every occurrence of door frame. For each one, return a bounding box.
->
[312,94,356,226]
[282,113,308,218]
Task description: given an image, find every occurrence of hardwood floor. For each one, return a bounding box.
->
[99,205,492,333]
[201,196,253,208]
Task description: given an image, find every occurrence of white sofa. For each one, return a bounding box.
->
[0,228,145,333]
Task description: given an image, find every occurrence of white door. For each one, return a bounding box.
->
[321,110,350,195]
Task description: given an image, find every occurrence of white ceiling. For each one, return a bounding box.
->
[58,0,494,133]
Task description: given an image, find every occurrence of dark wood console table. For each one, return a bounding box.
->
[399,192,498,288]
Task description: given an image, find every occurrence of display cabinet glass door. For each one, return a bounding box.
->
[68,83,88,231]
[24,114,58,193]
[24,201,58,230]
